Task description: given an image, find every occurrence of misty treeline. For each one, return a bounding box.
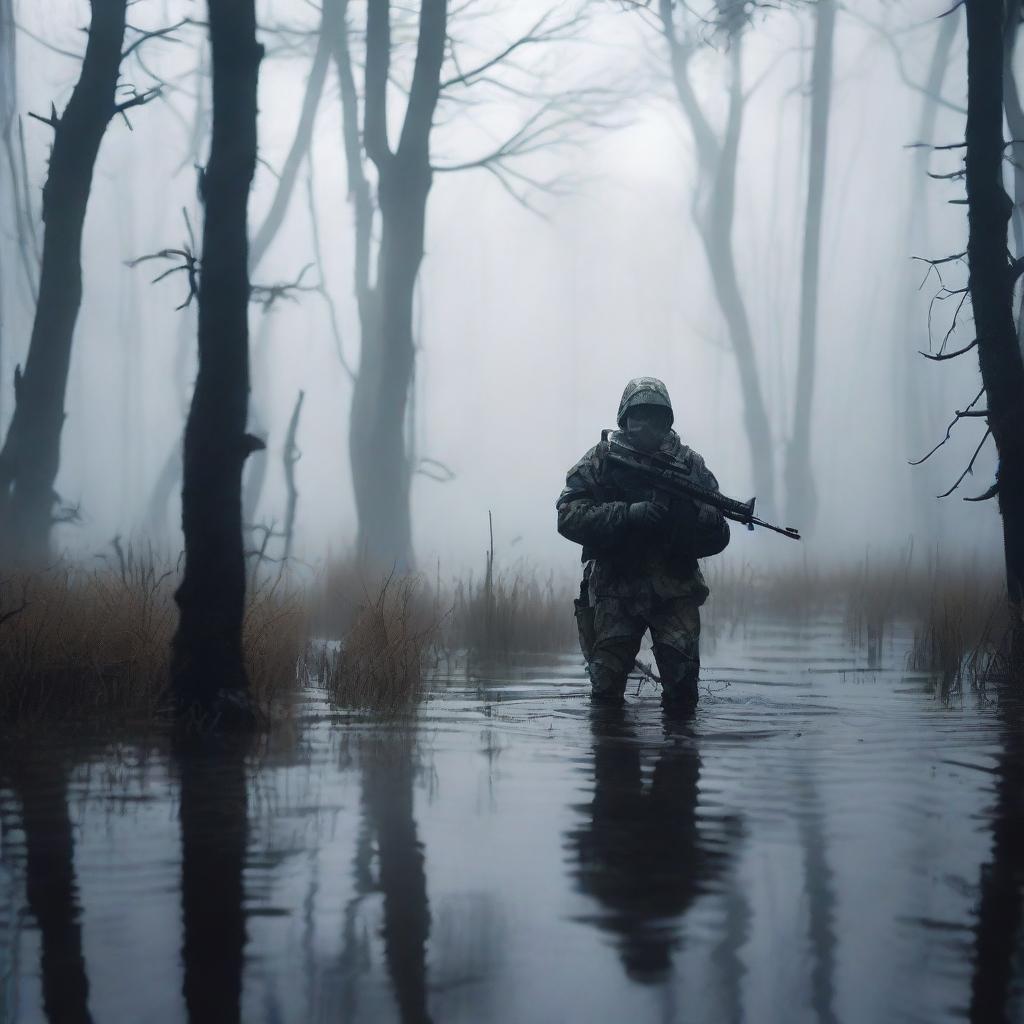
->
[0,0,1021,715]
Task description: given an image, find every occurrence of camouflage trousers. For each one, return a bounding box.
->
[587,596,701,705]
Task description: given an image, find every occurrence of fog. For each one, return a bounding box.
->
[1,0,999,577]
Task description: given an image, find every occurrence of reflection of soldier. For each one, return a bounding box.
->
[557,377,730,709]
[566,708,727,984]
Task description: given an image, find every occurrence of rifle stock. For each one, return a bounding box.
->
[599,430,801,541]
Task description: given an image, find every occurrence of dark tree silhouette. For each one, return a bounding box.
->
[170,0,264,722]
[5,750,93,1024]
[0,0,153,566]
[962,0,1024,642]
[361,736,433,1023]
[784,0,836,533]
[177,736,250,1024]
[968,697,1024,1023]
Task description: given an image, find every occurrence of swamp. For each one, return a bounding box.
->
[0,0,1023,1021]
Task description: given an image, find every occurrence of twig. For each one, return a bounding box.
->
[937,428,992,499]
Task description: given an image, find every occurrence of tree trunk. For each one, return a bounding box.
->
[241,10,333,541]
[660,13,777,514]
[345,0,448,572]
[171,0,263,722]
[901,12,960,546]
[784,0,835,533]
[0,0,128,566]
[964,0,1024,640]
[282,389,304,561]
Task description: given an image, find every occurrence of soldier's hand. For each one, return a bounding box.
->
[628,501,668,534]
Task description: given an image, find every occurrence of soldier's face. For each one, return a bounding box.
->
[625,406,671,452]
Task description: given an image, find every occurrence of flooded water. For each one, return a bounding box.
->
[0,616,1022,1024]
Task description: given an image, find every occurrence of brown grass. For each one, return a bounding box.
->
[446,569,577,660]
[312,570,440,715]
[0,557,309,724]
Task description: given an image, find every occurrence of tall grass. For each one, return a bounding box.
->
[0,556,308,724]
[312,571,439,715]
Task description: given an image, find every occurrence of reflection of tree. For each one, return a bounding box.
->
[345,734,433,1024]
[566,709,735,985]
[176,736,250,1024]
[969,698,1024,1024]
[4,749,92,1024]
[797,775,838,1024]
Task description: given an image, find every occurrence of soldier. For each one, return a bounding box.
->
[556,377,730,710]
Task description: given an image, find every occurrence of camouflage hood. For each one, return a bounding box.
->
[616,376,674,428]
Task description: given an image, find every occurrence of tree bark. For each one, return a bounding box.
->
[659,8,777,514]
[784,0,835,533]
[171,0,263,721]
[0,0,129,566]
[964,0,1024,638]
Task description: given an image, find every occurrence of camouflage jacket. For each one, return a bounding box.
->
[556,430,730,601]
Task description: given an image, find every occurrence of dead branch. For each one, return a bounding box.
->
[416,457,456,482]
[121,18,190,61]
[919,337,977,360]
[937,427,991,499]
[27,102,59,130]
[250,263,318,310]
[909,386,985,465]
[965,481,999,502]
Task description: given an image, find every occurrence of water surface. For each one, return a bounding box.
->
[0,616,1020,1024]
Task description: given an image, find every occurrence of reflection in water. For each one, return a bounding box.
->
[176,735,250,1024]
[798,774,838,1024]
[969,696,1024,1024]
[566,708,736,985]
[4,749,92,1024]
[354,732,433,1024]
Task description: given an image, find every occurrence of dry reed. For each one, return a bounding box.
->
[313,571,439,715]
[0,556,309,724]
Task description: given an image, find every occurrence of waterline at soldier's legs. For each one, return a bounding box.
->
[587,597,701,707]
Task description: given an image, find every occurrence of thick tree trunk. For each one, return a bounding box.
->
[964,0,1024,641]
[0,0,128,566]
[784,0,835,533]
[346,0,447,572]
[171,0,263,721]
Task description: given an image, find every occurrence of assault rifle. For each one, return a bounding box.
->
[599,429,801,541]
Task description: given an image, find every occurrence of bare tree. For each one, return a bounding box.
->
[0,0,158,566]
[783,0,835,534]
[657,0,776,514]
[333,1,605,570]
[960,0,1024,643]
[170,0,264,722]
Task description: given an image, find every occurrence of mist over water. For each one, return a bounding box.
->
[1,0,1000,575]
